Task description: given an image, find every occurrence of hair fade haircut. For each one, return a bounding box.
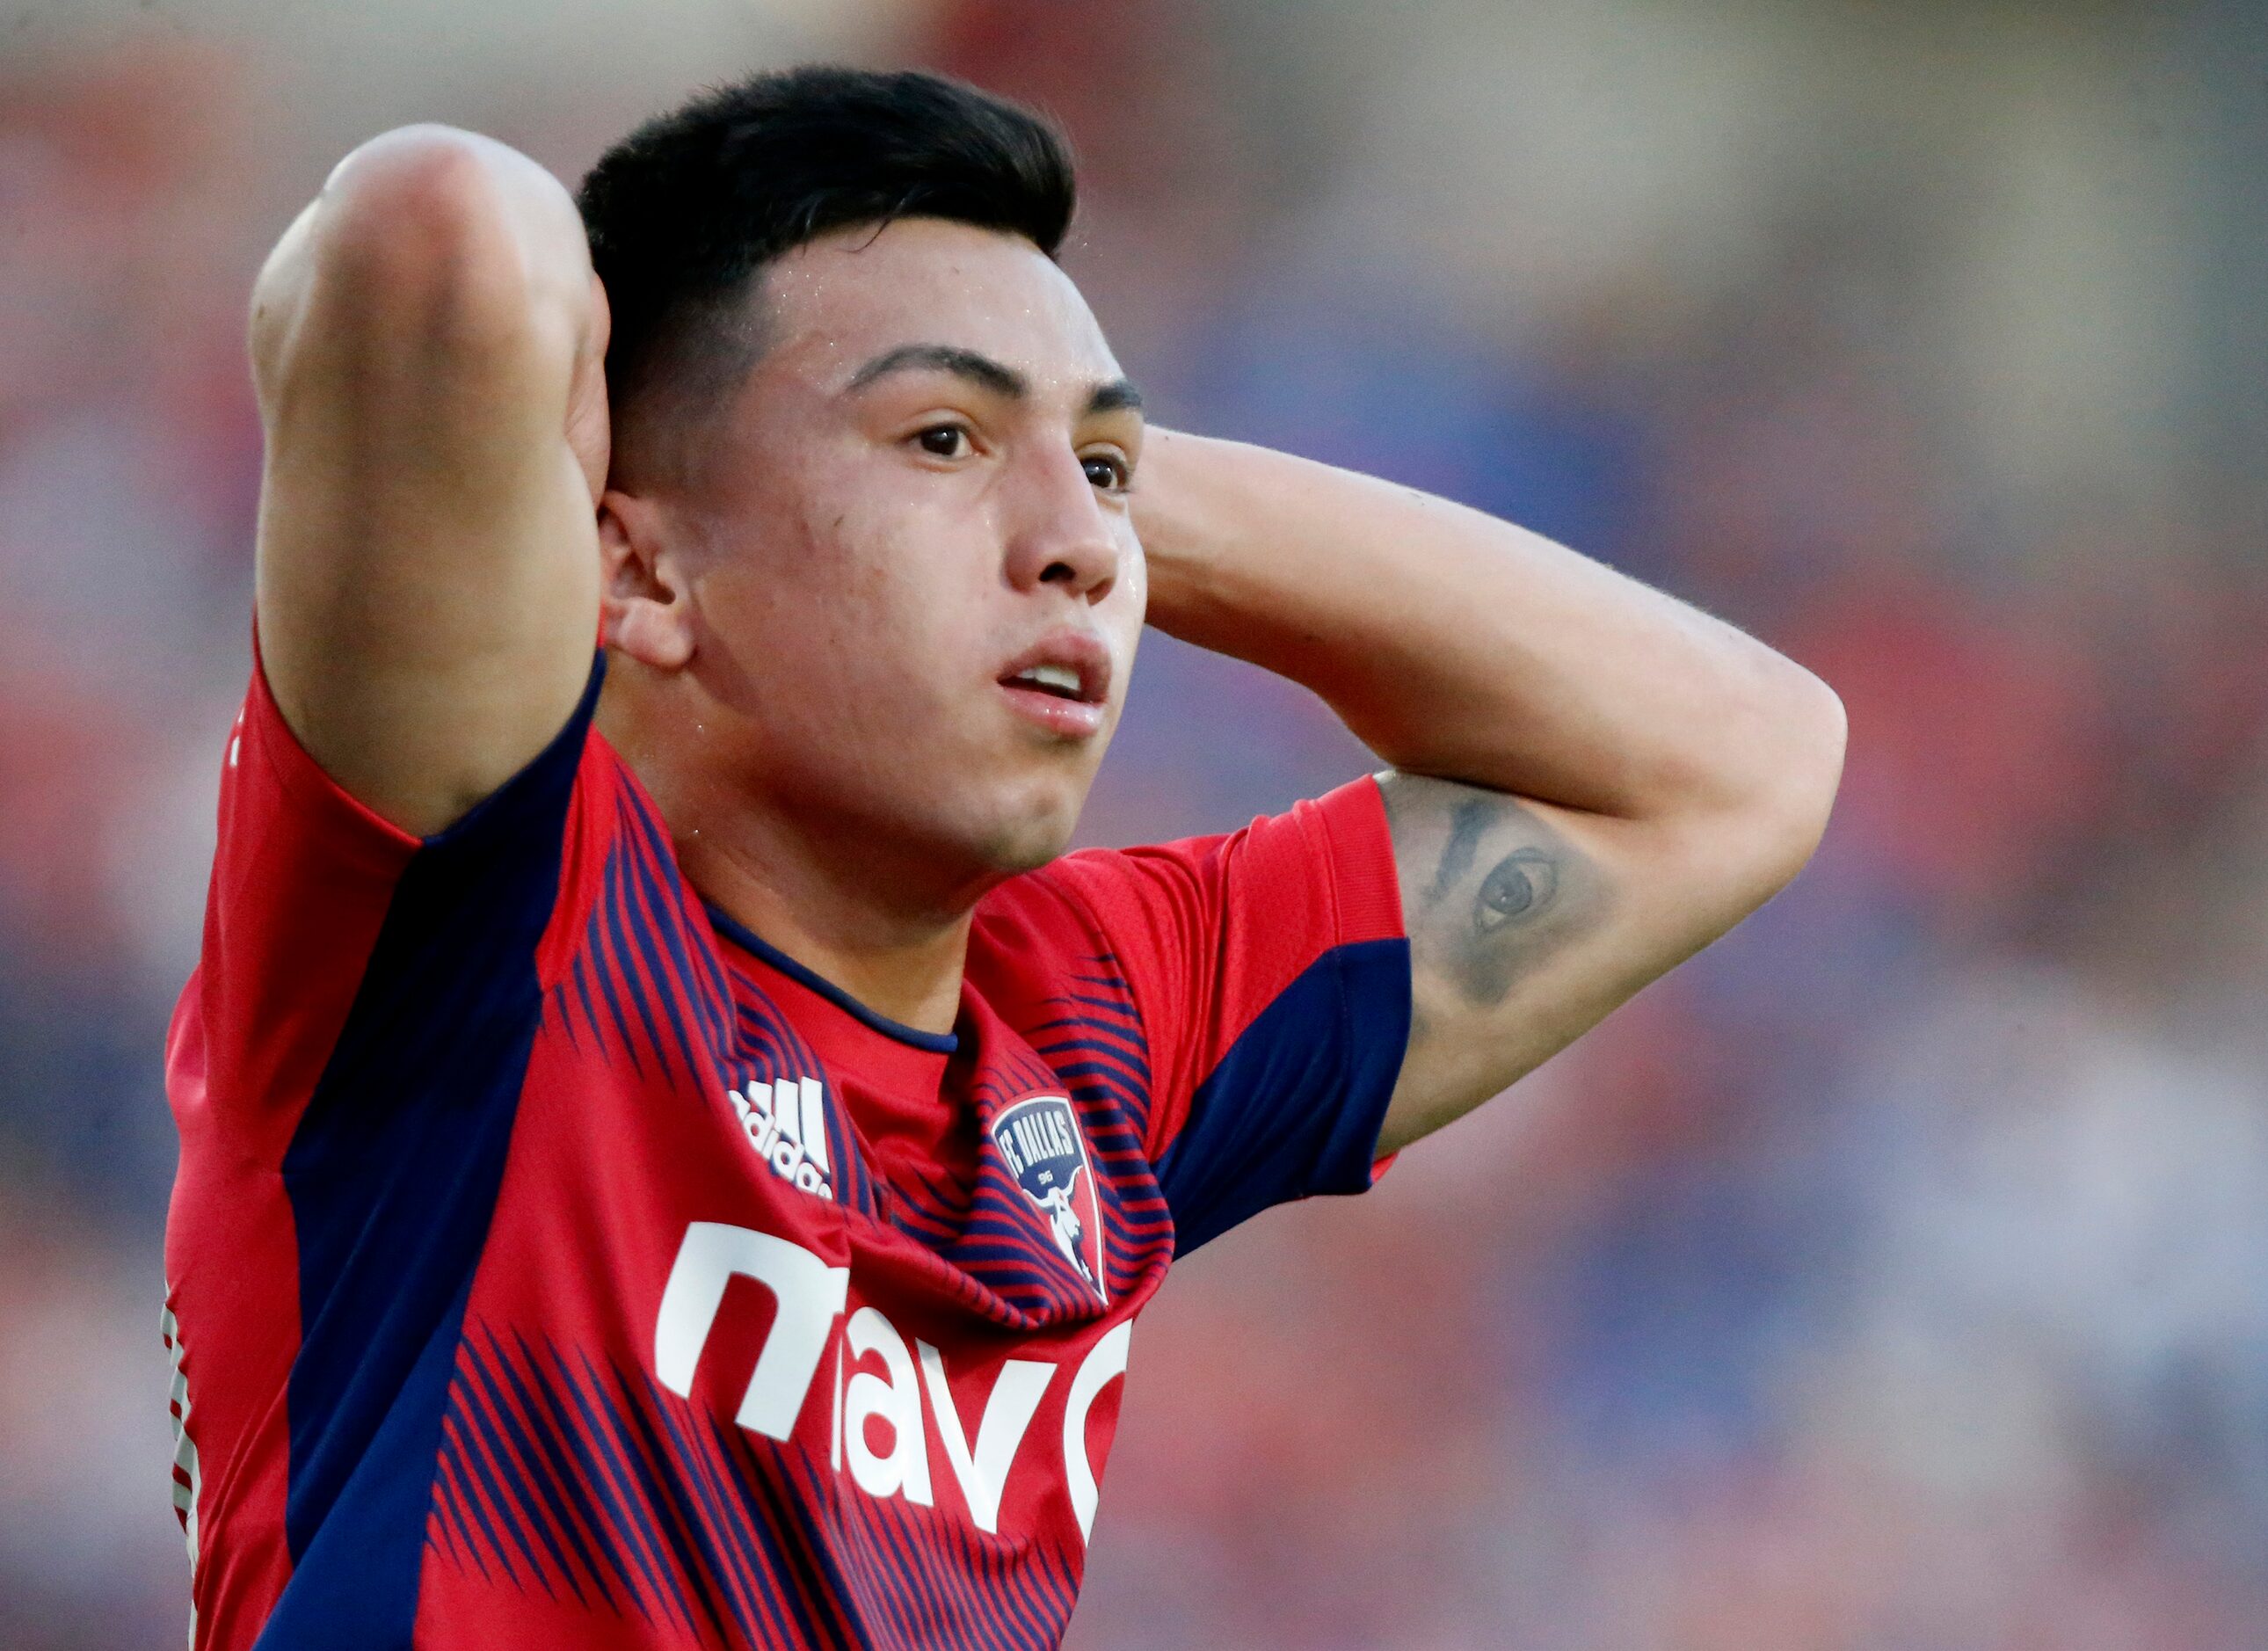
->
[576,65,1077,481]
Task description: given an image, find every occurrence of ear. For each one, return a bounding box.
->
[599,489,696,671]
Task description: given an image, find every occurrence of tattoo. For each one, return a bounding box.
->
[1428,797,1490,903]
[1381,775,1603,1010]
[1474,847,1556,935]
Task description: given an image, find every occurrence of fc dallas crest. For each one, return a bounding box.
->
[990,1095,1107,1305]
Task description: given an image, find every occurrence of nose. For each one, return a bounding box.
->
[1001,447,1122,605]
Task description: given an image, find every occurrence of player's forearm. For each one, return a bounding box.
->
[1135,428,1845,830]
[247,125,610,836]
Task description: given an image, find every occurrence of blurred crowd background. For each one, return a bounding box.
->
[4,0,2265,1645]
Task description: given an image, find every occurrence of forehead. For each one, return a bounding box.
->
[753,217,1122,396]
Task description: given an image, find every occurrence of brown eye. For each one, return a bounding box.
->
[916,425,968,458]
[1475,850,1556,934]
[1082,453,1129,491]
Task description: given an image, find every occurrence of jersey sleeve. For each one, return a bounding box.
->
[185,641,613,1133]
[1032,776,1412,1254]
[166,645,622,1627]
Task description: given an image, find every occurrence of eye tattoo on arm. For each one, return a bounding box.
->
[1387,778,1603,1013]
[1474,847,1558,935]
[1427,796,1489,903]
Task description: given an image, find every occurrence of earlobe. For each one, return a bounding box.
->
[599,489,697,671]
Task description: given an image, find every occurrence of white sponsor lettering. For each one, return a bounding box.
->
[919,1341,1052,1534]
[844,1306,933,1505]
[653,1221,1130,1542]
[654,1222,849,1439]
[1062,1320,1130,1542]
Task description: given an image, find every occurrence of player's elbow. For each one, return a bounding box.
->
[322,127,551,341]
[1635,663,1843,955]
[253,127,574,404]
[323,126,506,257]
[1722,658,1847,902]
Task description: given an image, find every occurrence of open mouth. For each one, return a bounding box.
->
[1002,661,1092,702]
[996,634,1112,738]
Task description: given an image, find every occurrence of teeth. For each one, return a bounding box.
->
[1016,663,1083,695]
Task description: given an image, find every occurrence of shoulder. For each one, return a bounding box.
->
[967,860,1159,1058]
[969,857,1114,986]
[969,841,1206,992]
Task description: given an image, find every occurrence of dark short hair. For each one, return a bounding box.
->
[577,65,1076,481]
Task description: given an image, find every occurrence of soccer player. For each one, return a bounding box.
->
[161,67,1844,1650]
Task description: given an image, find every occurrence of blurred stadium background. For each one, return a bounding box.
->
[5,0,2267,1645]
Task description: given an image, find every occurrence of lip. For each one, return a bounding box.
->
[995,629,1113,740]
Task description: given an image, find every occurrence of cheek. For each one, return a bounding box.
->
[842,520,988,648]
[710,447,1012,725]
[832,487,1007,633]
[787,517,1000,724]
[1099,565,1147,698]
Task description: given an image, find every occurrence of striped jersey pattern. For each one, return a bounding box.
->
[162,651,1411,1649]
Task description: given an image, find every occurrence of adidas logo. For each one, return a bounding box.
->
[727,1077,834,1202]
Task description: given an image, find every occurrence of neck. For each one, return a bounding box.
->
[600,669,999,1037]
[682,811,975,1037]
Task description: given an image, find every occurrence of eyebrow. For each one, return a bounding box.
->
[845,342,1142,418]
[1087,377,1144,416]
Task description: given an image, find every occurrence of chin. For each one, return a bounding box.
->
[980,817,1076,878]
[965,789,1083,880]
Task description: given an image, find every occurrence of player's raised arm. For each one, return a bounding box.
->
[1133,428,1847,1154]
[249,124,608,836]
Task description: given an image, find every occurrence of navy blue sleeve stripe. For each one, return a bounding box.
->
[265,654,603,1649]
[1153,936,1412,1255]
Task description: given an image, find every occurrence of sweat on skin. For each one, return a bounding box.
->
[171,78,1845,1650]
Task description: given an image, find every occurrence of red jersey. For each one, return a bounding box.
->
[163,654,1410,1650]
